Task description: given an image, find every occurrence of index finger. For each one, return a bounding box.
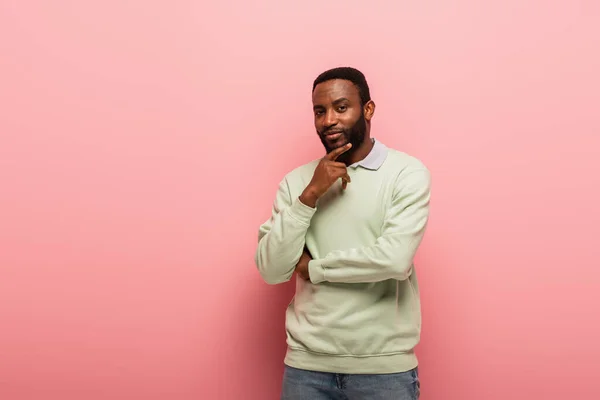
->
[325,143,352,161]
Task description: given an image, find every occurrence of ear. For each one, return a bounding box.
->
[363,100,376,121]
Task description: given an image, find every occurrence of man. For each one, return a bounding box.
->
[254,67,431,400]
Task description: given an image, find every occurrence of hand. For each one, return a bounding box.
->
[295,248,312,281]
[299,143,352,208]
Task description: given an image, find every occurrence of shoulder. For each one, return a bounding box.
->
[382,148,431,190]
[272,158,321,197]
[281,158,321,183]
[268,159,320,202]
[384,148,430,175]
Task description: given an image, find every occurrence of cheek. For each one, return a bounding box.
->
[341,114,360,127]
[315,120,326,133]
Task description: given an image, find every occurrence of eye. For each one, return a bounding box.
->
[314,110,324,116]
[337,105,347,112]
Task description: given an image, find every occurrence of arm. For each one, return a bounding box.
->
[254,177,316,285]
[308,168,431,284]
[255,143,354,285]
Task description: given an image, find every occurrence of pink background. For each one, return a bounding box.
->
[1,1,599,399]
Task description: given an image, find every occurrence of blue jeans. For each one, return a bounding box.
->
[281,365,420,400]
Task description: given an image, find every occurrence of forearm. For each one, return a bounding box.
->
[255,197,316,284]
[308,226,427,284]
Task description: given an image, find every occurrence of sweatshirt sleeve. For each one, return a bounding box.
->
[308,168,431,284]
[255,177,316,285]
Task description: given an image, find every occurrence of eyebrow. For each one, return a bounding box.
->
[313,97,350,110]
[332,97,350,104]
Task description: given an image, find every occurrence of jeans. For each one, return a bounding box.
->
[281,365,420,400]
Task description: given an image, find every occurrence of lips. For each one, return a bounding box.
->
[324,131,343,140]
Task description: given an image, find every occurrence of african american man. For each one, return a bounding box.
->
[255,67,431,400]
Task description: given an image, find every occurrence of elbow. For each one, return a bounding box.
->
[383,241,421,280]
[388,256,415,281]
[366,247,414,281]
[258,266,293,285]
[393,265,413,281]
[255,253,294,285]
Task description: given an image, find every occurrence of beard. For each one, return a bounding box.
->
[318,111,367,157]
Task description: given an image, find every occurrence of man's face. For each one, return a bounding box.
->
[312,79,367,155]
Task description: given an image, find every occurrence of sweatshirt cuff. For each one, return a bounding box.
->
[287,197,317,225]
[308,259,326,284]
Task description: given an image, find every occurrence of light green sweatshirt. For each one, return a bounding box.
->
[254,139,431,374]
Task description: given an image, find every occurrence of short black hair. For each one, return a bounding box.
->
[312,67,371,106]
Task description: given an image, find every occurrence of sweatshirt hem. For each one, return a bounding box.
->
[284,346,418,374]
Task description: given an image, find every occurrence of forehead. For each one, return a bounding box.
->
[312,79,360,105]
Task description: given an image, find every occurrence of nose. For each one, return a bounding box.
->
[323,109,338,129]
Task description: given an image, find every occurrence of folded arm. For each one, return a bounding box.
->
[254,177,316,284]
[308,168,431,284]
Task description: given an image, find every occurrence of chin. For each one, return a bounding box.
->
[323,143,346,154]
[333,140,349,149]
